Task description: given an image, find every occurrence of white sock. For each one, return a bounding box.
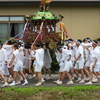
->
[57,80,60,82]
[12,81,15,84]
[17,81,21,83]
[78,78,81,80]
[81,79,84,81]
[41,78,44,81]
[5,82,8,84]
[33,74,36,77]
[25,73,28,76]
[24,79,28,82]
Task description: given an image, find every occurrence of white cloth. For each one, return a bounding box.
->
[55,51,62,63]
[34,48,44,72]
[13,49,24,72]
[0,65,9,75]
[13,61,23,72]
[74,45,84,69]
[89,47,100,72]
[3,45,13,59]
[84,47,93,67]
[0,48,7,65]
[61,49,72,72]
[75,59,84,69]
[93,46,100,72]
[23,49,31,69]
[59,61,65,72]
[43,49,52,69]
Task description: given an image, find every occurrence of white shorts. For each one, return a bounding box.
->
[59,62,65,72]
[85,59,91,67]
[90,62,94,71]
[34,64,43,72]
[7,58,11,68]
[63,61,72,72]
[94,62,100,72]
[74,59,84,69]
[0,65,9,75]
[43,63,51,69]
[24,61,31,69]
[13,61,23,72]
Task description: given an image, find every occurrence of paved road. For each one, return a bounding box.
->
[1,74,100,88]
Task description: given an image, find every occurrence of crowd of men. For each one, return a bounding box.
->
[0,37,100,87]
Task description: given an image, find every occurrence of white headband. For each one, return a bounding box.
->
[92,41,97,45]
[85,39,91,42]
[76,40,81,44]
[68,40,73,43]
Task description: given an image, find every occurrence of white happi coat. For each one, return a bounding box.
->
[3,45,13,60]
[89,46,100,71]
[34,48,44,68]
[43,49,52,68]
[0,48,7,65]
[55,51,62,63]
[61,49,72,72]
[75,45,84,63]
[43,49,52,64]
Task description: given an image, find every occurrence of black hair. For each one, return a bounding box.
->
[45,43,49,48]
[77,39,82,43]
[8,40,13,45]
[97,38,100,42]
[93,40,97,44]
[14,44,19,49]
[57,47,62,51]
[35,42,43,48]
[25,43,31,49]
[0,43,3,46]
[68,38,73,42]
[83,39,86,42]
[56,42,62,46]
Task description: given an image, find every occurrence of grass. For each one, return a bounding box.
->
[0,86,100,100]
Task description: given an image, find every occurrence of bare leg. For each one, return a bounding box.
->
[0,71,6,83]
[47,68,51,77]
[19,71,26,80]
[60,72,66,81]
[65,72,72,81]
[74,69,80,78]
[89,69,93,82]
[8,68,13,77]
[84,66,89,77]
[70,68,74,77]
[37,72,42,82]
[13,71,17,81]
[58,72,62,80]
[80,69,84,80]
[43,67,47,76]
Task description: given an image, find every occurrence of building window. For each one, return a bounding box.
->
[10,17,24,21]
[0,23,8,40]
[10,23,24,37]
[0,16,24,41]
[0,17,9,21]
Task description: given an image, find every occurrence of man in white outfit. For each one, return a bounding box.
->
[0,43,9,87]
[56,47,73,85]
[74,39,85,83]
[43,43,52,79]
[9,44,28,86]
[29,43,44,86]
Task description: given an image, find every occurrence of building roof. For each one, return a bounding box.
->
[0,0,100,1]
